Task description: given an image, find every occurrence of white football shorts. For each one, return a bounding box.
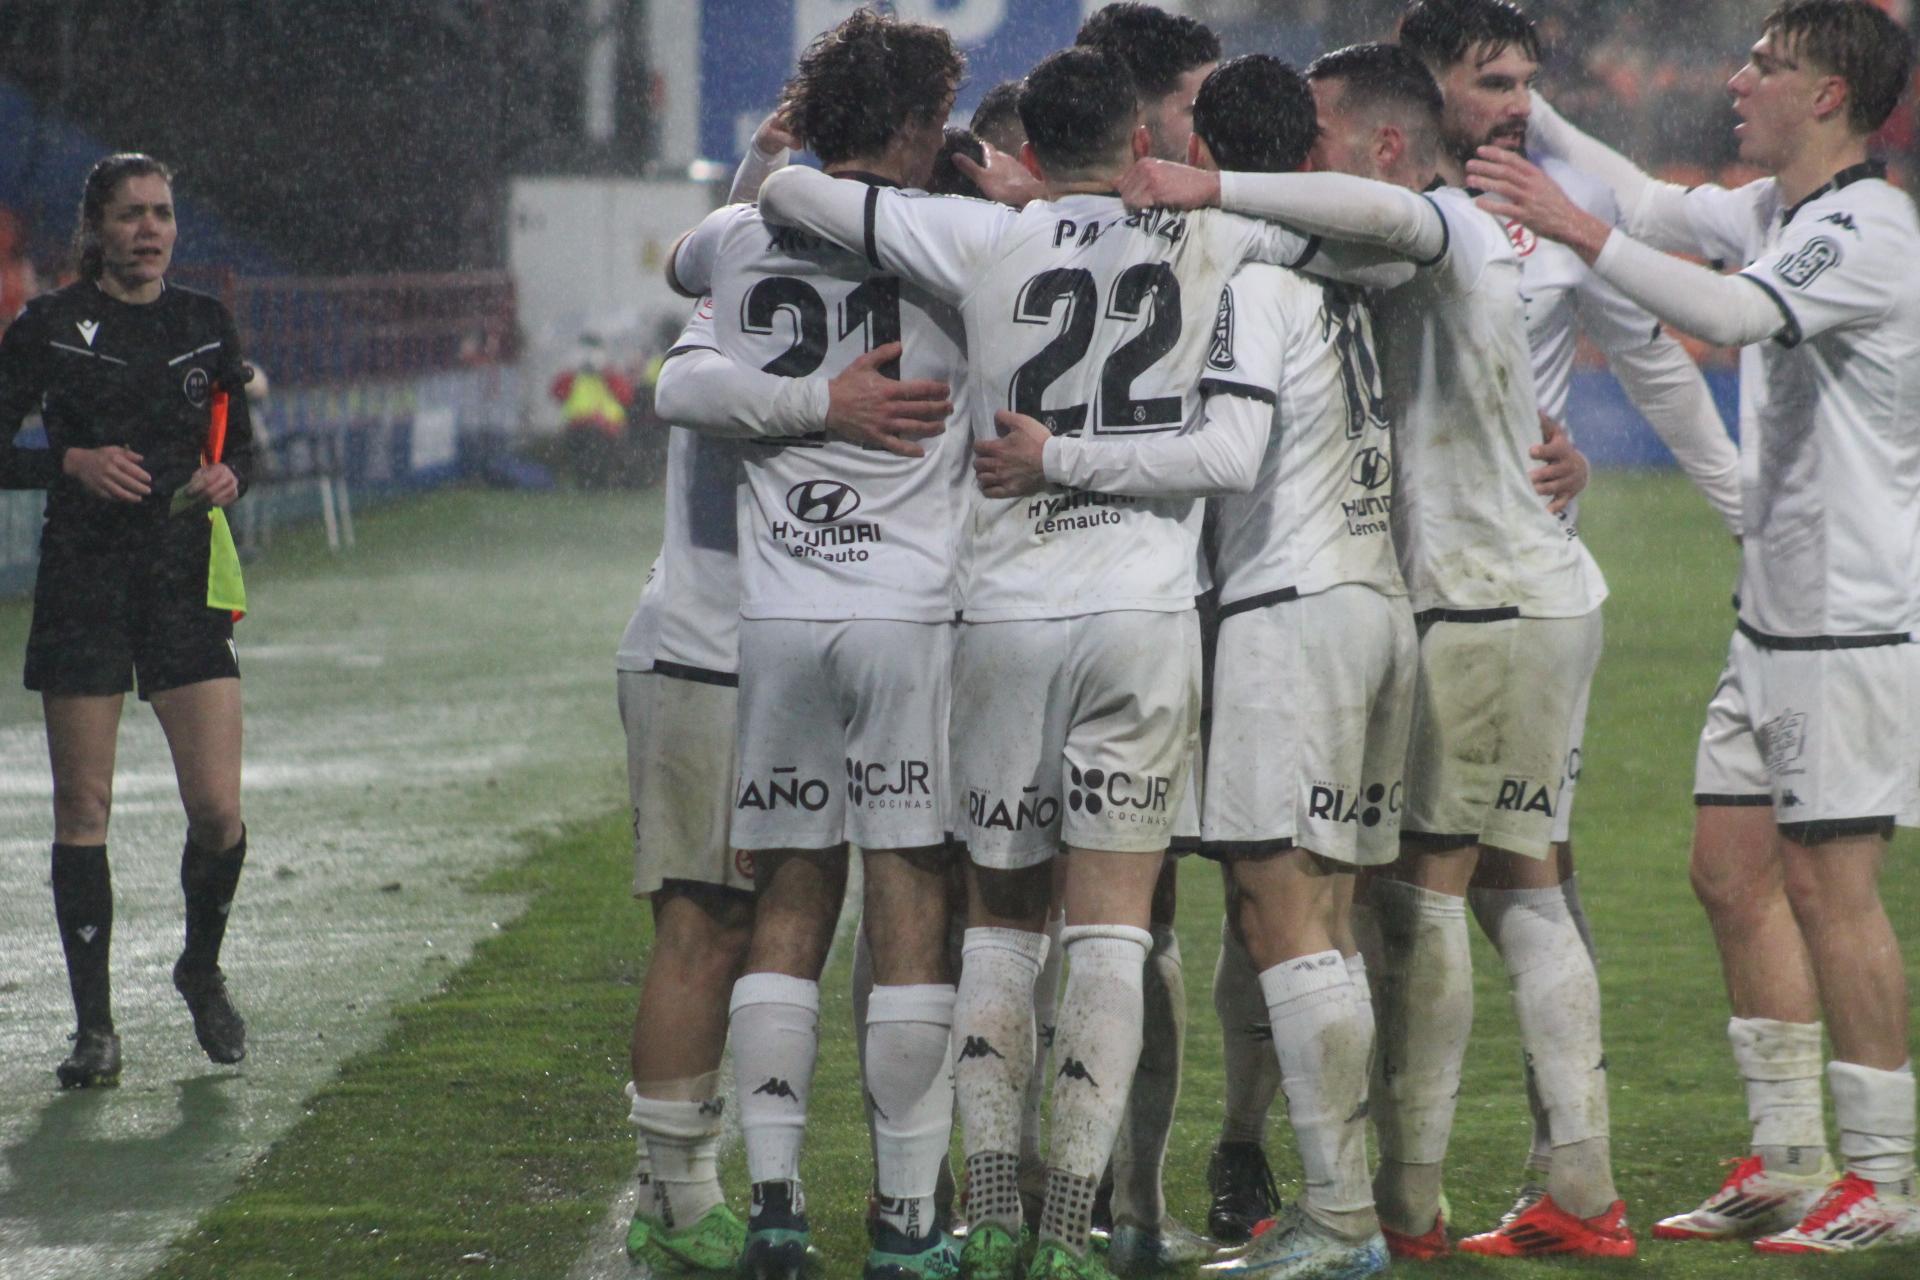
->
[1693,628,1920,836]
[619,667,752,896]
[1402,608,1603,860]
[954,610,1201,867]
[1202,584,1417,867]
[732,618,953,853]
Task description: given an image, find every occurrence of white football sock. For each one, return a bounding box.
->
[1216,919,1281,1146]
[851,923,877,1161]
[867,983,957,1240]
[1729,1017,1829,1174]
[1828,1059,1917,1187]
[1343,950,1374,1035]
[628,1078,728,1228]
[1369,880,1471,1236]
[1049,924,1151,1181]
[730,972,820,1187]
[1263,950,1377,1240]
[956,926,1046,1232]
[1470,884,1616,1218]
[1022,911,1066,1178]
[1113,923,1184,1228]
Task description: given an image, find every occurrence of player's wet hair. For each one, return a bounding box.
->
[1308,43,1446,167]
[1076,2,1221,97]
[1398,0,1542,72]
[71,152,173,282]
[778,7,965,167]
[1019,45,1140,178]
[1763,0,1914,134]
[928,128,988,198]
[971,81,1028,154]
[1192,55,1319,175]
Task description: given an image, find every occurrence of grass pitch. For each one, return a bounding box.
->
[81,475,1919,1278]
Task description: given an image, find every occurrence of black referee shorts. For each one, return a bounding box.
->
[25,528,239,700]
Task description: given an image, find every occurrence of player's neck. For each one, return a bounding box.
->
[94,272,164,305]
[1432,151,1467,190]
[826,156,910,188]
[1772,132,1872,211]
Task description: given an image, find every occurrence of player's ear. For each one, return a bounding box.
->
[1131,124,1152,161]
[1811,73,1850,127]
[1373,124,1406,179]
[1019,141,1047,183]
[1186,132,1214,170]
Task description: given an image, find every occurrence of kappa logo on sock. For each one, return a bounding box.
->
[76,926,98,944]
[752,1077,799,1101]
[958,1035,1005,1062]
[1039,1023,1056,1048]
[1057,1057,1099,1088]
[698,1098,726,1117]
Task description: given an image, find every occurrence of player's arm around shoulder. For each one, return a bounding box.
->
[665,203,751,299]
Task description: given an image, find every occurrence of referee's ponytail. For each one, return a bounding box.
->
[70,153,174,282]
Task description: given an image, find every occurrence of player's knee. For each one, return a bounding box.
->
[51,781,112,843]
[1687,847,1750,917]
[184,801,244,851]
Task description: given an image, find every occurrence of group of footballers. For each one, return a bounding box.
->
[612,2,1920,1278]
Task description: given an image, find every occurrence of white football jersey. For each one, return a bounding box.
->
[617,302,747,677]
[1512,159,1665,425]
[1204,261,1406,607]
[862,187,1344,621]
[1679,165,1920,638]
[694,196,970,623]
[1378,186,1607,619]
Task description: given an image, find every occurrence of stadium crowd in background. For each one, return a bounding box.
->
[614,3,1920,1279]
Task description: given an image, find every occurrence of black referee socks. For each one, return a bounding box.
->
[180,828,247,974]
[51,843,114,1033]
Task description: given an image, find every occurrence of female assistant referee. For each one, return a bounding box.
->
[0,154,255,1087]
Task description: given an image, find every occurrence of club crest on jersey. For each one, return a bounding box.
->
[1503,218,1539,257]
[785,479,861,523]
[1775,236,1841,289]
[75,319,100,347]
[183,366,211,407]
[1207,287,1235,371]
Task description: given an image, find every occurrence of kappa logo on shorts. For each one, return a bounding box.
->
[734,848,757,879]
[1066,765,1172,820]
[1308,780,1403,827]
[182,366,211,408]
[1495,776,1556,816]
[1758,710,1808,774]
[785,479,861,524]
[1775,236,1841,289]
[968,785,1060,832]
[737,766,830,812]
[845,757,933,808]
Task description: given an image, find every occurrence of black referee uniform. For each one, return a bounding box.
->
[0,279,255,697]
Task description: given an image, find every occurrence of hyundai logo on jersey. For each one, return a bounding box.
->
[785,479,861,523]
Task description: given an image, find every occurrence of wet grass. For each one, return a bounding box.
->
[137,471,1917,1280]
